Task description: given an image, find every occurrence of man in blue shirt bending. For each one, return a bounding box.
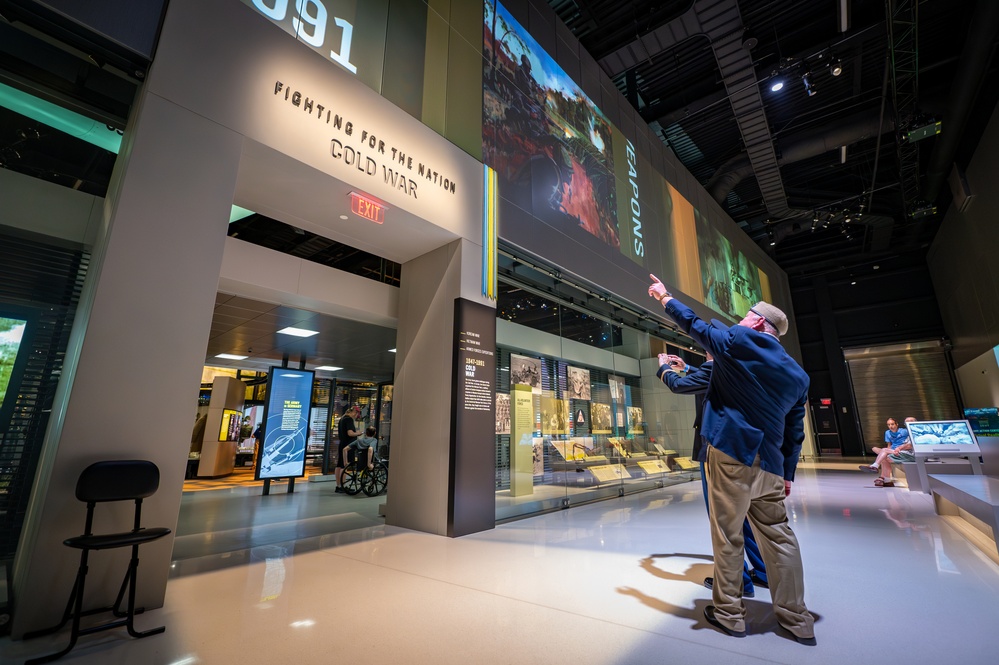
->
[649,274,815,646]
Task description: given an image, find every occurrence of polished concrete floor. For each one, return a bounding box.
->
[4,461,999,665]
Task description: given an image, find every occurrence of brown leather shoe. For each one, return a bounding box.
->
[704,605,746,638]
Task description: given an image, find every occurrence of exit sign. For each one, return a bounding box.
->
[350,192,386,224]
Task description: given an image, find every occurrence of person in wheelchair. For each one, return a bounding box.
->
[345,426,378,471]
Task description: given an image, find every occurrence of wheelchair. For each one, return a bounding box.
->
[341,451,388,497]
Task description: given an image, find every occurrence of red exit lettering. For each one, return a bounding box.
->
[350,192,386,224]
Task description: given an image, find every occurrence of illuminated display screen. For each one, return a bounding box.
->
[219,409,243,441]
[0,316,28,411]
[964,408,999,437]
[0,309,37,430]
[906,420,980,453]
[0,317,27,404]
[256,368,315,479]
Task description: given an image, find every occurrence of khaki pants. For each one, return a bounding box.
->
[705,445,813,638]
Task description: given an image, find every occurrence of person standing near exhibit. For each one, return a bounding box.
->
[647,274,815,646]
[252,422,264,469]
[335,405,362,493]
[657,352,769,597]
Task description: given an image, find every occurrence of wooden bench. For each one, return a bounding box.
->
[927,474,999,565]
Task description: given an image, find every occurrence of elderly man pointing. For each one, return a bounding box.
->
[648,274,815,646]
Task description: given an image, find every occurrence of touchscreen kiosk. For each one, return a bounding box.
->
[904,420,982,494]
[906,420,980,454]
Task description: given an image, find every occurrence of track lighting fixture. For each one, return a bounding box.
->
[802,72,816,96]
[830,57,843,76]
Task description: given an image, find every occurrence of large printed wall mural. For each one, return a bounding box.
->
[483,0,771,321]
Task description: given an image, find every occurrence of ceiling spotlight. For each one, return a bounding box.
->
[742,29,758,51]
[830,58,843,77]
[770,79,785,92]
[802,73,816,96]
[767,228,776,246]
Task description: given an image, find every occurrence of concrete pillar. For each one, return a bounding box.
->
[12,89,242,636]
[386,239,492,535]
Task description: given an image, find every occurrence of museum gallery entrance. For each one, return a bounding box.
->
[173,292,397,565]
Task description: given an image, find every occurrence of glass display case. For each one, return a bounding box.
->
[375,382,393,459]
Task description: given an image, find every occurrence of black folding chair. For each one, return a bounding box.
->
[24,460,171,664]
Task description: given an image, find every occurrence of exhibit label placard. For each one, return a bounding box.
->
[448,298,497,536]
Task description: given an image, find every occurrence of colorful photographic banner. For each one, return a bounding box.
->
[483,1,646,267]
[483,1,780,326]
[693,209,769,319]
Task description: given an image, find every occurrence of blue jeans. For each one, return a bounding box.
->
[700,461,767,590]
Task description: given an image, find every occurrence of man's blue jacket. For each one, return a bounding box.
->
[663,299,809,481]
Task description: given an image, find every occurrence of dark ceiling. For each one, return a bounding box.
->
[3,1,998,286]
[547,0,999,277]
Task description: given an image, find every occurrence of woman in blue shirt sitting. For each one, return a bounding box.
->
[860,417,912,486]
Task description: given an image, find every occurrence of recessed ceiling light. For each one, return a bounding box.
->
[215,353,248,360]
[339,214,348,220]
[388,348,396,353]
[770,79,784,92]
[314,366,343,372]
[277,326,319,337]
